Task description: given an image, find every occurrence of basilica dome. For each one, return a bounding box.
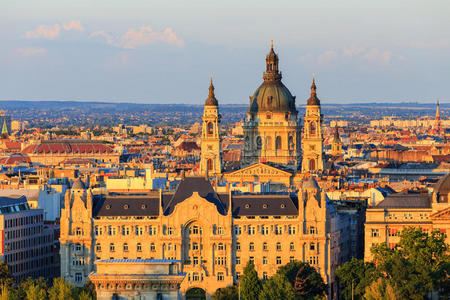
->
[249,44,297,114]
[249,81,296,113]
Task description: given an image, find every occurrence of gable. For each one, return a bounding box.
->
[223,163,292,178]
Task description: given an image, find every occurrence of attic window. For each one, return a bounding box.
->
[124,204,129,210]
[245,204,250,209]
[262,204,268,209]
[281,204,286,209]
[106,205,111,210]
[141,204,147,209]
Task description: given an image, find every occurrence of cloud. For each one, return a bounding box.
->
[90,30,114,44]
[90,26,184,49]
[363,48,392,64]
[26,24,61,39]
[26,20,84,39]
[62,20,84,32]
[317,50,338,65]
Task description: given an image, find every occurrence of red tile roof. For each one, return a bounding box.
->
[21,140,114,155]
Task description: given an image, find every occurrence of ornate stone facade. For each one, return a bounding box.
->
[364,173,450,262]
[199,79,222,176]
[242,44,301,170]
[302,76,324,172]
[89,259,184,300]
[60,176,364,298]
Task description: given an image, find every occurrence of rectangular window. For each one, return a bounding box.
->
[236,242,241,251]
[234,226,241,235]
[192,272,200,281]
[168,227,174,235]
[261,225,269,235]
[236,257,241,265]
[193,257,199,265]
[263,256,268,265]
[217,272,224,281]
[249,256,254,264]
[371,229,380,237]
[290,256,295,263]
[263,272,268,280]
[149,226,157,236]
[276,256,281,265]
[110,243,115,252]
[288,225,296,235]
[217,227,224,235]
[248,226,256,235]
[274,225,282,235]
[75,273,82,283]
[96,243,101,252]
[309,226,316,234]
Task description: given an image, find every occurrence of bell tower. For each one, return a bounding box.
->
[302,75,324,172]
[200,77,222,176]
[331,124,343,157]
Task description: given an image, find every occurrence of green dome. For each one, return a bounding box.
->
[249,44,297,114]
[249,81,297,114]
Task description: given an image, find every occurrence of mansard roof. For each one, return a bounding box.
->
[376,193,431,209]
[163,177,228,216]
[95,193,160,217]
[231,194,298,216]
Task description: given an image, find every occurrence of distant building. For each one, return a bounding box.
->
[21,140,120,165]
[0,111,12,136]
[364,173,450,261]
[0,195,59,282]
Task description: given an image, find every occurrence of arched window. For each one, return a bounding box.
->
[275,136,282,150]
[309,159,316,171]
[207,122,214,135]
[310,122,316,135]
[256,136,262,150]
[207,159,213,171]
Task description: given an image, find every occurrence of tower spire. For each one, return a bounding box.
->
[263,40,281,82]
[205,75,218,106]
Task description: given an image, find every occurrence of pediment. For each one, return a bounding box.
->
[224,163,292,178]
[431,206,450,219]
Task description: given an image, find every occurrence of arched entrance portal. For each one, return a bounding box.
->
[186,287,206,300]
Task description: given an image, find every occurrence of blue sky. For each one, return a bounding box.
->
[1,0,449,104]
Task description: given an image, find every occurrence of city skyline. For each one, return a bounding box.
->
[1,0,450,104]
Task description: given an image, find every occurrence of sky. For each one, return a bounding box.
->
[1,0,449,104]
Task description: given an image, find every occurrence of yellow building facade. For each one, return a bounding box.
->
[364,173,450,262]
[60,176,363,299]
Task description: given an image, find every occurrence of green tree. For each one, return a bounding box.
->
[371,227,450,300]
[48,278,74,300]
[363,278,400,300]
[0,263,13,289]
[211,285,238,300]
[259,273,296,300]
[277,261,327,299]
[335,258,377,300]
[240,261,262,300]
[17,277,48,300]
